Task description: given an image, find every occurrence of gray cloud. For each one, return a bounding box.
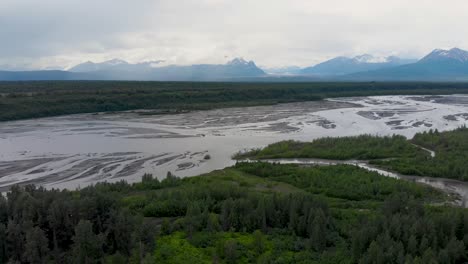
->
[1,0,468,69]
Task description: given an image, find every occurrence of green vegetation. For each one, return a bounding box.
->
[237,127,468,181]
[2,81,468,121]
[2,81,468,263]
[375,127,468,180]
[234,135,427,160]
[0,161,466,263]
[233,163,442,203]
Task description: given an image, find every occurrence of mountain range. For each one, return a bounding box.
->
[300,55,417,76]
[68,59,165,73]
[1,48,468,81]
[67,57,267,81]
[342,48,468,81]
[0,58,265,81]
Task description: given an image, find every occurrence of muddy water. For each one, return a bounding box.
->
[0,95,467,191]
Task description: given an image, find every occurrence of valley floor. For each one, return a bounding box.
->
[1,129,468,263]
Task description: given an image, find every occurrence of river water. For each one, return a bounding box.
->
[0,95,467,192]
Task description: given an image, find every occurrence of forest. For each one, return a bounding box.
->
[0,160,466,263]
[236,127,468,181]
[2,81,468,121]
[375,127,468,180]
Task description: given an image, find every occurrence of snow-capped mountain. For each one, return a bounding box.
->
[0,57,265,81]
[353,54,383,63]
[69,59,164,72]
[344,48,468,81]
[300,55,416,76]
[227,58,253,66]
[64,57,265,80]
[3,48,468,81]
[420,48,468,63]
[262,66,302,75]
[104,58,127,65]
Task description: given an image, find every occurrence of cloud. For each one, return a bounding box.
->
[1,0,468,69]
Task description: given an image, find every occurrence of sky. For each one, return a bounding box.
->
[1,0,468,70]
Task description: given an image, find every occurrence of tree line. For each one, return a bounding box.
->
[2,81,468,121]
[237,127,468,181]
[0,160,466,263]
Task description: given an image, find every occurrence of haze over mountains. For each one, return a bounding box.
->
[0,58,266,81]
[68,59,165,73]
[344,48,468,81]
[299,55,417,76]
[68,58,266,81]
[1,48,468,81]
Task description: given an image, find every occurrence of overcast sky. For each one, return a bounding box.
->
[1,0,468,70]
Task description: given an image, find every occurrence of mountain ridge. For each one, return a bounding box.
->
[343,48,468,81]
[300,54,417,76]
[1,48,468,81]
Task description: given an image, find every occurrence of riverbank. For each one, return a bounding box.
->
[236,127,468,182]
[2,81,468,121]
[2,160,465,263]
[1,95,467,191]
[244,158,467,207]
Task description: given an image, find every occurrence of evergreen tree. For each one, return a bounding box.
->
[206,213,221,233]
[0,224,6,264]
[407,235,418,255]
[47,199,73,262]
[221,200,232,231]
[252,230,266,256]
[185,203,202,239]
[364,241,384,264]
[256,198,267,232]
[421,248,438,264]
[72,220,104,263]
[106,209,135,256]
[160,218,171,235]
[6,220,25,262]
[224,240,238,264]
[23,227,49,264]
[310,208,327,251]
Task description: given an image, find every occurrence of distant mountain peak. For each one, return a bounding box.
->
[421,47,468,63]
[352,54,394,63]
[227,57,254,66]
[386,56,401,62]
[344,48,468,81]
[450,47,466,53]
[261,66,302,75]
[353,54,374,63]
[300,53,413,76]
[103,59,128,65]
[323,56,349,63]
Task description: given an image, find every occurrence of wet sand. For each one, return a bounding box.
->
[0,95,467,191]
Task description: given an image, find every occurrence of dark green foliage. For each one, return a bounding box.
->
[375,127,468,180]
[234,162,441,202]
[238,127,468,181]
[6,219,27,262]
[105,209,135,256]
[2,81,468,121]
[23,227,49,264]
[72,220,104,263]
[0,182,158,263]
[354,194,467,264]
[0,152,466,263]
[235,135,426,160]
[0,224,5,263]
